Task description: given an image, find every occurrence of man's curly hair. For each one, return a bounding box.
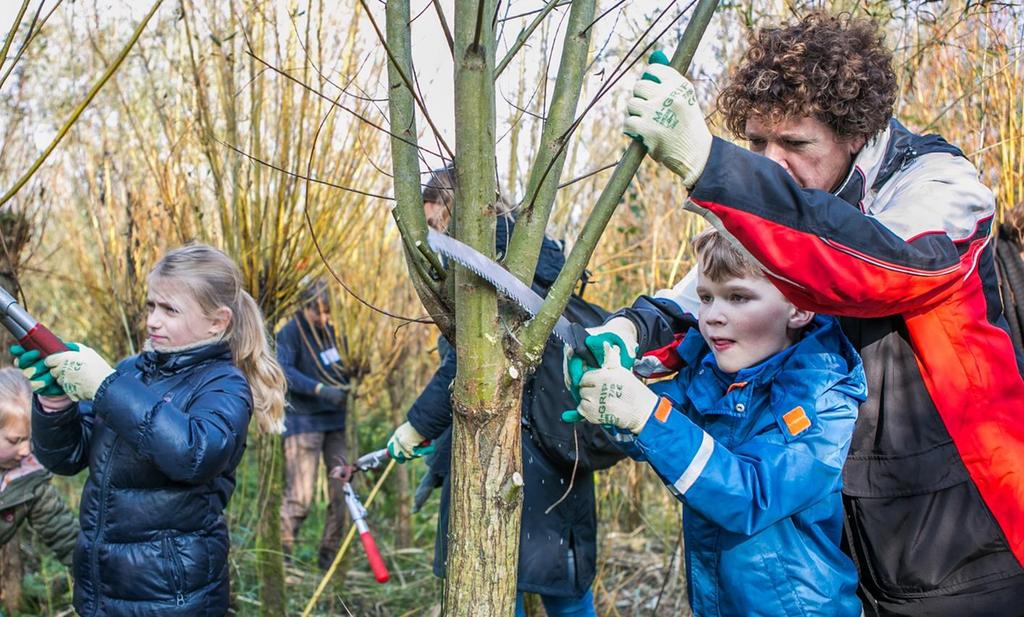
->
[718,11,897,143]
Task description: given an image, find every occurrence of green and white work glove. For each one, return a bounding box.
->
[44,344,115,402]
[11,343,79,397]
[575,342,658,434]
[387,421,435,464]
[624,50,713,189]
[562,316,639,401]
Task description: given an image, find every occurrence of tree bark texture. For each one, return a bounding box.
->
[256,435,286,616]
[443,383,524,616]
[437,2,527,615]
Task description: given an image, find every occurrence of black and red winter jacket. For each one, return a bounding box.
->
[620,119,1024,616]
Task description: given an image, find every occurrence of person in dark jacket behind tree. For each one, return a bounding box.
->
[387,167,602,617]
[276,278,351,570]
[0,368,78,568]
[13,243,287,616]
[568,11,1024,616]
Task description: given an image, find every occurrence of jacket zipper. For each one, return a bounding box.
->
[90,436,119,617]
[163,536,187,606]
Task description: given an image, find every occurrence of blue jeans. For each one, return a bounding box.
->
[514,589,596,617]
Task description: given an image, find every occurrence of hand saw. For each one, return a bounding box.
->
[426,229,599,367]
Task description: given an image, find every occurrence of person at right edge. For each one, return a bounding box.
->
[570,11,1024,617]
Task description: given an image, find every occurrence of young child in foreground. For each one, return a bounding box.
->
[0,368,78,568]
[12,243,285,616]
[573,229,865,617]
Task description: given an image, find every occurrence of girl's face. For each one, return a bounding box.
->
[0,418,30,470]
[146,277,231,350]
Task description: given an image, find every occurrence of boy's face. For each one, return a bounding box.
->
[0,418,30,470]
[303,299,331,328]
[696,271,812,373]
[424,199,449,232]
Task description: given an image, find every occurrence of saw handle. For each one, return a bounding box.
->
[21,323,70,355]
[567,322,599,367]
[563,330,637,424]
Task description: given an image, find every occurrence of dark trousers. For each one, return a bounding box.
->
[280,430,347,561]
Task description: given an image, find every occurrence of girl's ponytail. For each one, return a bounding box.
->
[230,289,286,433]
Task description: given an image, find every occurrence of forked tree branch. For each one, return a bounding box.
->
[520,0,719,354]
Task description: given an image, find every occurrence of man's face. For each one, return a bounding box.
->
[696,271,809,373]
[744,115,866,192]
[303,300,331,328]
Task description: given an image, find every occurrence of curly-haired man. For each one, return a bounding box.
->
[569,11,1024,617]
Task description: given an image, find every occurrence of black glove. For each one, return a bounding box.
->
[318,384,347,407]
[413,468,445,513]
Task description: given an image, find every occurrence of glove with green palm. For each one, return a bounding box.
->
[44,343,115,402]
[624,50,713,189]
[11,343,79,397]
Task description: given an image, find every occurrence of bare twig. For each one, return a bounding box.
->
[0,0,166,208]
[358,0,455,159]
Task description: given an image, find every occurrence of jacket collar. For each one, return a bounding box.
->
[0,455,45,493]
[832,118,964,212]
[678,316,866,407]
[136,341,232,378]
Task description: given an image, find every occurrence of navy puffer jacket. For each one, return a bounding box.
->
[32,342,251,617]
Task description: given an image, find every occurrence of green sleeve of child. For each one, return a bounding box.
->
[27,480,78,567]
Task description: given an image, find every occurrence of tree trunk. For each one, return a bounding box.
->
[0,535,23,613]
[255,434,286,616]
[434,2,528,615]
[443,380,524,616]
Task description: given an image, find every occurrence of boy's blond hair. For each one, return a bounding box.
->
[0,367,32,429]
[692,228,763,282]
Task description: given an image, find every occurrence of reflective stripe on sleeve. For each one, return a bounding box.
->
[672,431,714,495]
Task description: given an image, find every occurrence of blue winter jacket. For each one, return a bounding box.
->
[276,313,348,436]
[31,342,251,617]
[614,316,865,617]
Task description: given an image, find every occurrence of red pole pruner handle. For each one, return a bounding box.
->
[21,323,70,355]
[0,286,69,355]
[358,529,390,583]
[343,483,389,583]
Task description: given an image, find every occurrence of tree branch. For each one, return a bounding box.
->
[384,0,450,329]
[362,0,455,160]
[520,0,719,353]
[505,0,596,292]
[495,0,566,77]
[0,0,166,208]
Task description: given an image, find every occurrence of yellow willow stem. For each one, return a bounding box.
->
[0,1,30,79]
[0,0,165,208]
[301,459,396,617]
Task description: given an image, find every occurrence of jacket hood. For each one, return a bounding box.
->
[495,215,566,289]
[676,315,867,409]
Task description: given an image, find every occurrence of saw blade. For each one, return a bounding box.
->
[425,229,577,347]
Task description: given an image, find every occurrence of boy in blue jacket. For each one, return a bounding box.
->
[571,229,865,616]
